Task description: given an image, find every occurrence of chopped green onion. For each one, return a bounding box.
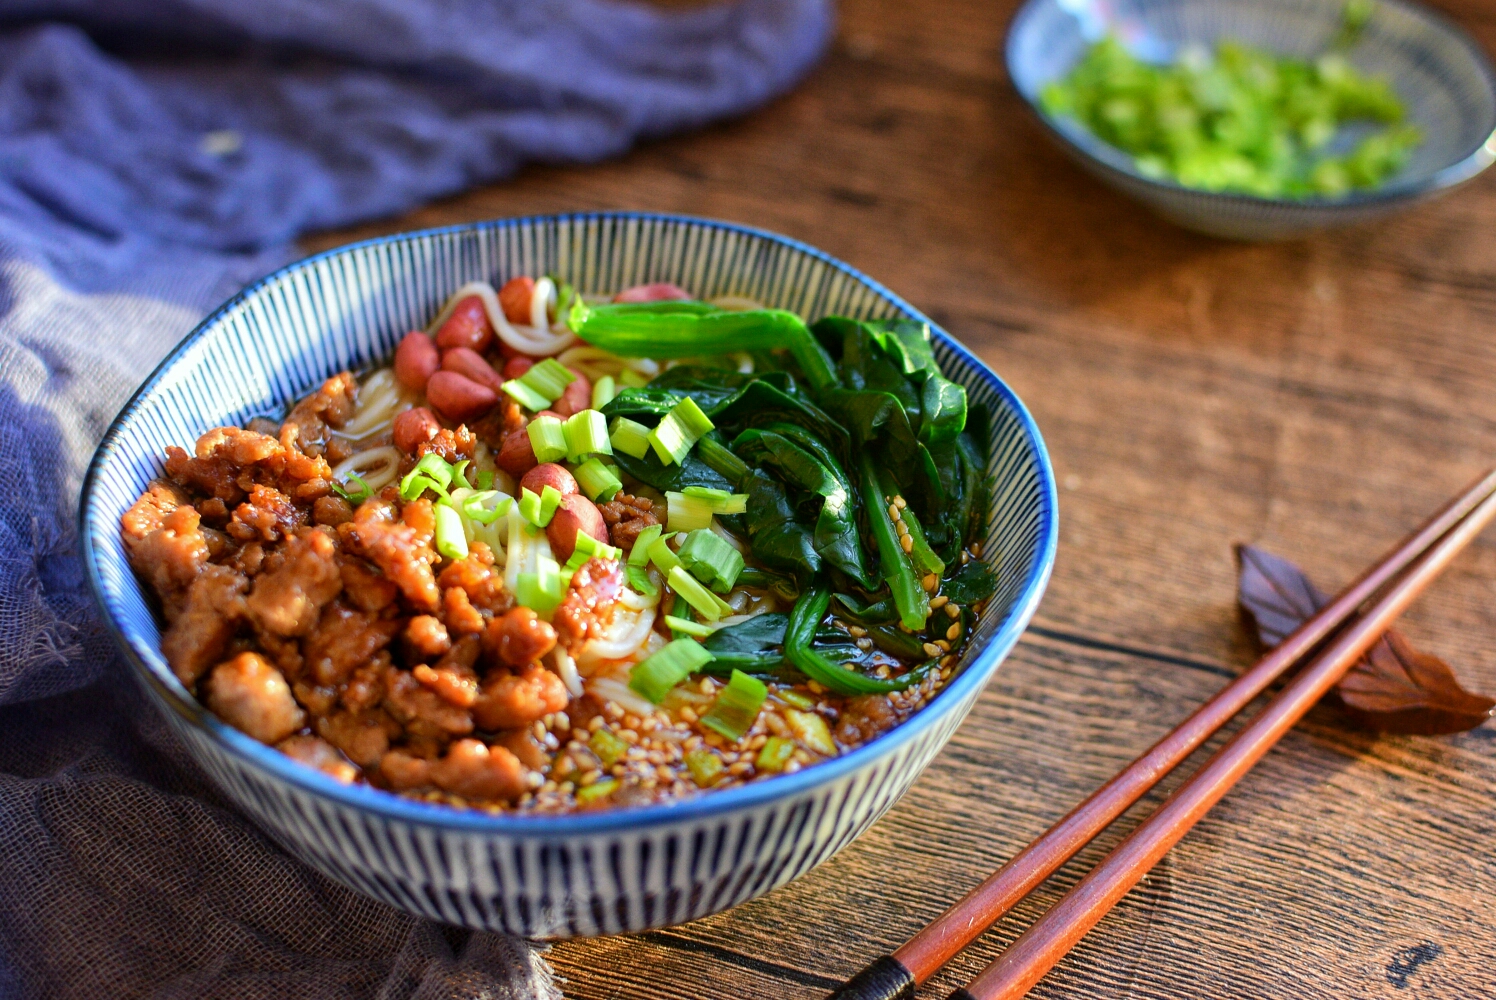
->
[629,637,714,703]
[618,368,650,388]
[572,457,622,502]
[475,468,494,490]
[665,491,716,532]
[518,485,564,528]
[502,379,551,412]
[608,416,653,459]
[515,554,564,615]
[684,748,725,787]
[676,529,744,593]
[458,490,513,525]
[648,532,682,575]
[519,358,576,402]
[663,615,715,638]
[591,375,616,410]
[518,488,542,526]
[755,736,796,772]
[629,524,663,566]
[568,529,621,566]
[399,453,453,500]
[699,669,767,742]
[671,396,714,438]
[776,688,816,710]
[527,415,568,464]
[647,411,692,466]
[695,436,748,486]
[575,778,618,805]
[625,563,658,598]
[450,460,473,490]
[589,728,629,767]
[331,473,372,505]
[785,709,837,756]
[433,503,469,560]
[540,485,563,524]
[668,565,728,621]
[682,485,748,515]
[624,564,658,598]
[647,396,718,466]
[563,409,612,462]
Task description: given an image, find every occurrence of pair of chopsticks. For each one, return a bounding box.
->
[826,468,1496,1000]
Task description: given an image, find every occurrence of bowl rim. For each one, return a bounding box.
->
[1004,0,1496,209]
[80,211,1059,837]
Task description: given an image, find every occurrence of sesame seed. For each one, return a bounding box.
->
[875,665,891,678]
[923,642,942,658]
[940,655,957,668]
[525,771,544,790]
[554,712,570,732]
[896,519,910,538]
[588,716,605,732]
[679,706,698,723]
[945,603,960,618]
[856,637,873,651]
[533,720,547,739]
[807,680,826,694]
[894,496,907,510]
[937,639,951,652]
[970,541,983,556]
[922,573,938,592]
[748,733,768,750]
[929,595,949,609]
[901,534,914,553]
[848,625,867,638]
[961,551,970,564]
[728,761,753,776]
[887,504,901,522]
[947,622,961,640]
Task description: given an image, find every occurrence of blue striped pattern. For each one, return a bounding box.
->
[80,213,1058,936]
[1006,0,1496,239]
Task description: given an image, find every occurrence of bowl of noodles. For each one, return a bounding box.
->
[80,213,1057,936]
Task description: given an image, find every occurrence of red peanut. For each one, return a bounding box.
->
[520,463,578,498]
[551,369,592,418]
[498,276,535,325]
[546,494,607,563]
[501,356,534,380]
[441,347,504,394]
[425,371,497,424]
[394,332,439,392]
[495,428,538,477]
[392,407,441,454]
[612,282,692,304]
[434,296,494,353]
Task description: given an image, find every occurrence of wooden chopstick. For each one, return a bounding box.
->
[949,479,1496,1000]
[823,468,1496,1000]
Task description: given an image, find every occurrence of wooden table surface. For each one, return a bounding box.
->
[305,1,1496,995]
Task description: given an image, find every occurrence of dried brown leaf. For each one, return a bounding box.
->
[1234,544,1494,735]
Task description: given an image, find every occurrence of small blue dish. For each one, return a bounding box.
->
[79,213,1058,936]
[1006,0,1496,239]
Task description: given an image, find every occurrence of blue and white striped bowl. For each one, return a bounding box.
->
[1007,0,1496,239]
[79,214,1058,936]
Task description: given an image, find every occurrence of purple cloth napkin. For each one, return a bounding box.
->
[0,2,832,996]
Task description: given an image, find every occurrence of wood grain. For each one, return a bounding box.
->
[303,0,1496,995]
